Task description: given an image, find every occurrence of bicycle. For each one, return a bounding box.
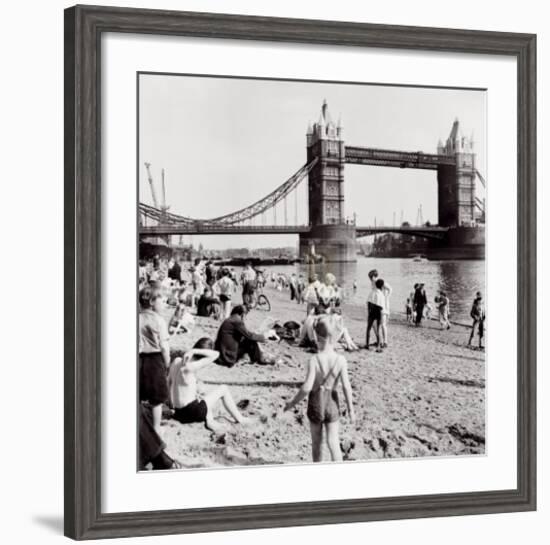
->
[244,285,271,312]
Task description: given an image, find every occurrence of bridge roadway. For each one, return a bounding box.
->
[140,224,449,239]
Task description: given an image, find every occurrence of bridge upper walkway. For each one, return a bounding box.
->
[140,223,449,239]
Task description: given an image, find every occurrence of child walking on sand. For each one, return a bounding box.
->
[168,338,249,432]
[284,315,355,462]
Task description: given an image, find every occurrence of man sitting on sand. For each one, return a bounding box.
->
[284,315,356,462]
[168,338,249,432]
[215,305,280,367]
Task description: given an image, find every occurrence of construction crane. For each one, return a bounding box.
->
[144,162,159,209]
[160,168,170,215]
[416,204,424,226]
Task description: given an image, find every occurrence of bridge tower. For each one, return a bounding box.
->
[300,100,357,262]
[437,119,477,227]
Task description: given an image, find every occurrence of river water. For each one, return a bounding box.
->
[251,257,485,323]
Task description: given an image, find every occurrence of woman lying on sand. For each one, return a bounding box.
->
[168,338,249,433]
[284,315,356,462]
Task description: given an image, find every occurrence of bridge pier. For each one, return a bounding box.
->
[299,224,357,263]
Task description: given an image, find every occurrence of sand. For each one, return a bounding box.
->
[159,286,485,467]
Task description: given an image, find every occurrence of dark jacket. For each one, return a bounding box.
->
[414,288,427,307]
[215,315,266,366]
[168,262,181,282]
[197,294,219,317]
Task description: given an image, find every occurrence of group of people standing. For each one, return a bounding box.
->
[405,283,485,348]
[406,283,451,329]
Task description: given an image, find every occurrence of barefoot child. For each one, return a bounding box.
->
[168,338,249,432]
[284,316,356,462]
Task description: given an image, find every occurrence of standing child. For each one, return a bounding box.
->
[139,287,171,436]
[435,290,451,330]
[405,297,413,324]
[284,315,355,462]
[366,278,385,352]
[468,292,485,349]
[379,279,392,348]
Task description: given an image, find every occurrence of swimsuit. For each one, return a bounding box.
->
[173,399,208,424]
[306,355,341,424]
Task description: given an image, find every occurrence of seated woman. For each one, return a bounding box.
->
[317,273,338,312]
[299,277,358,352]
[332,314,359,351]
[298,303,324,350]
[299,309,358,352]
[167,338,249,432]
[197,286,221,319]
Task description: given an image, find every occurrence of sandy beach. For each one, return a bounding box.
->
[160,285,485,468]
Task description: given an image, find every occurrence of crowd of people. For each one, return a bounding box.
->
[138,254,485,470]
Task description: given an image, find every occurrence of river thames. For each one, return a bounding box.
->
[256,256,485,324]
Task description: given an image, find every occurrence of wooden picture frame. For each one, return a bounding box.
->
[64,4,536,540]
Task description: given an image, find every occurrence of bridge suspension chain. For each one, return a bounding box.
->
[138,158,317,228]
[475,169,486,188]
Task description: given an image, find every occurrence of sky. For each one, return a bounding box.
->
[139,74,486,250]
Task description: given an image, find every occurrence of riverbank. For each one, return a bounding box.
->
[159,285,485,468]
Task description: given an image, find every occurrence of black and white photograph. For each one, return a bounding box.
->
[137,73,487,470]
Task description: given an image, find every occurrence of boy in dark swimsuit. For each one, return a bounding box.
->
[284,315,355,462]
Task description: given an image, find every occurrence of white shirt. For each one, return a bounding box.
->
[367,288,386,311]
[215,276,234,296]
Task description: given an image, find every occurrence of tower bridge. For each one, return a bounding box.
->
[140,100,485,261]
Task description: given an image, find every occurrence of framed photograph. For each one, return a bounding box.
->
[64,5,536,540]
